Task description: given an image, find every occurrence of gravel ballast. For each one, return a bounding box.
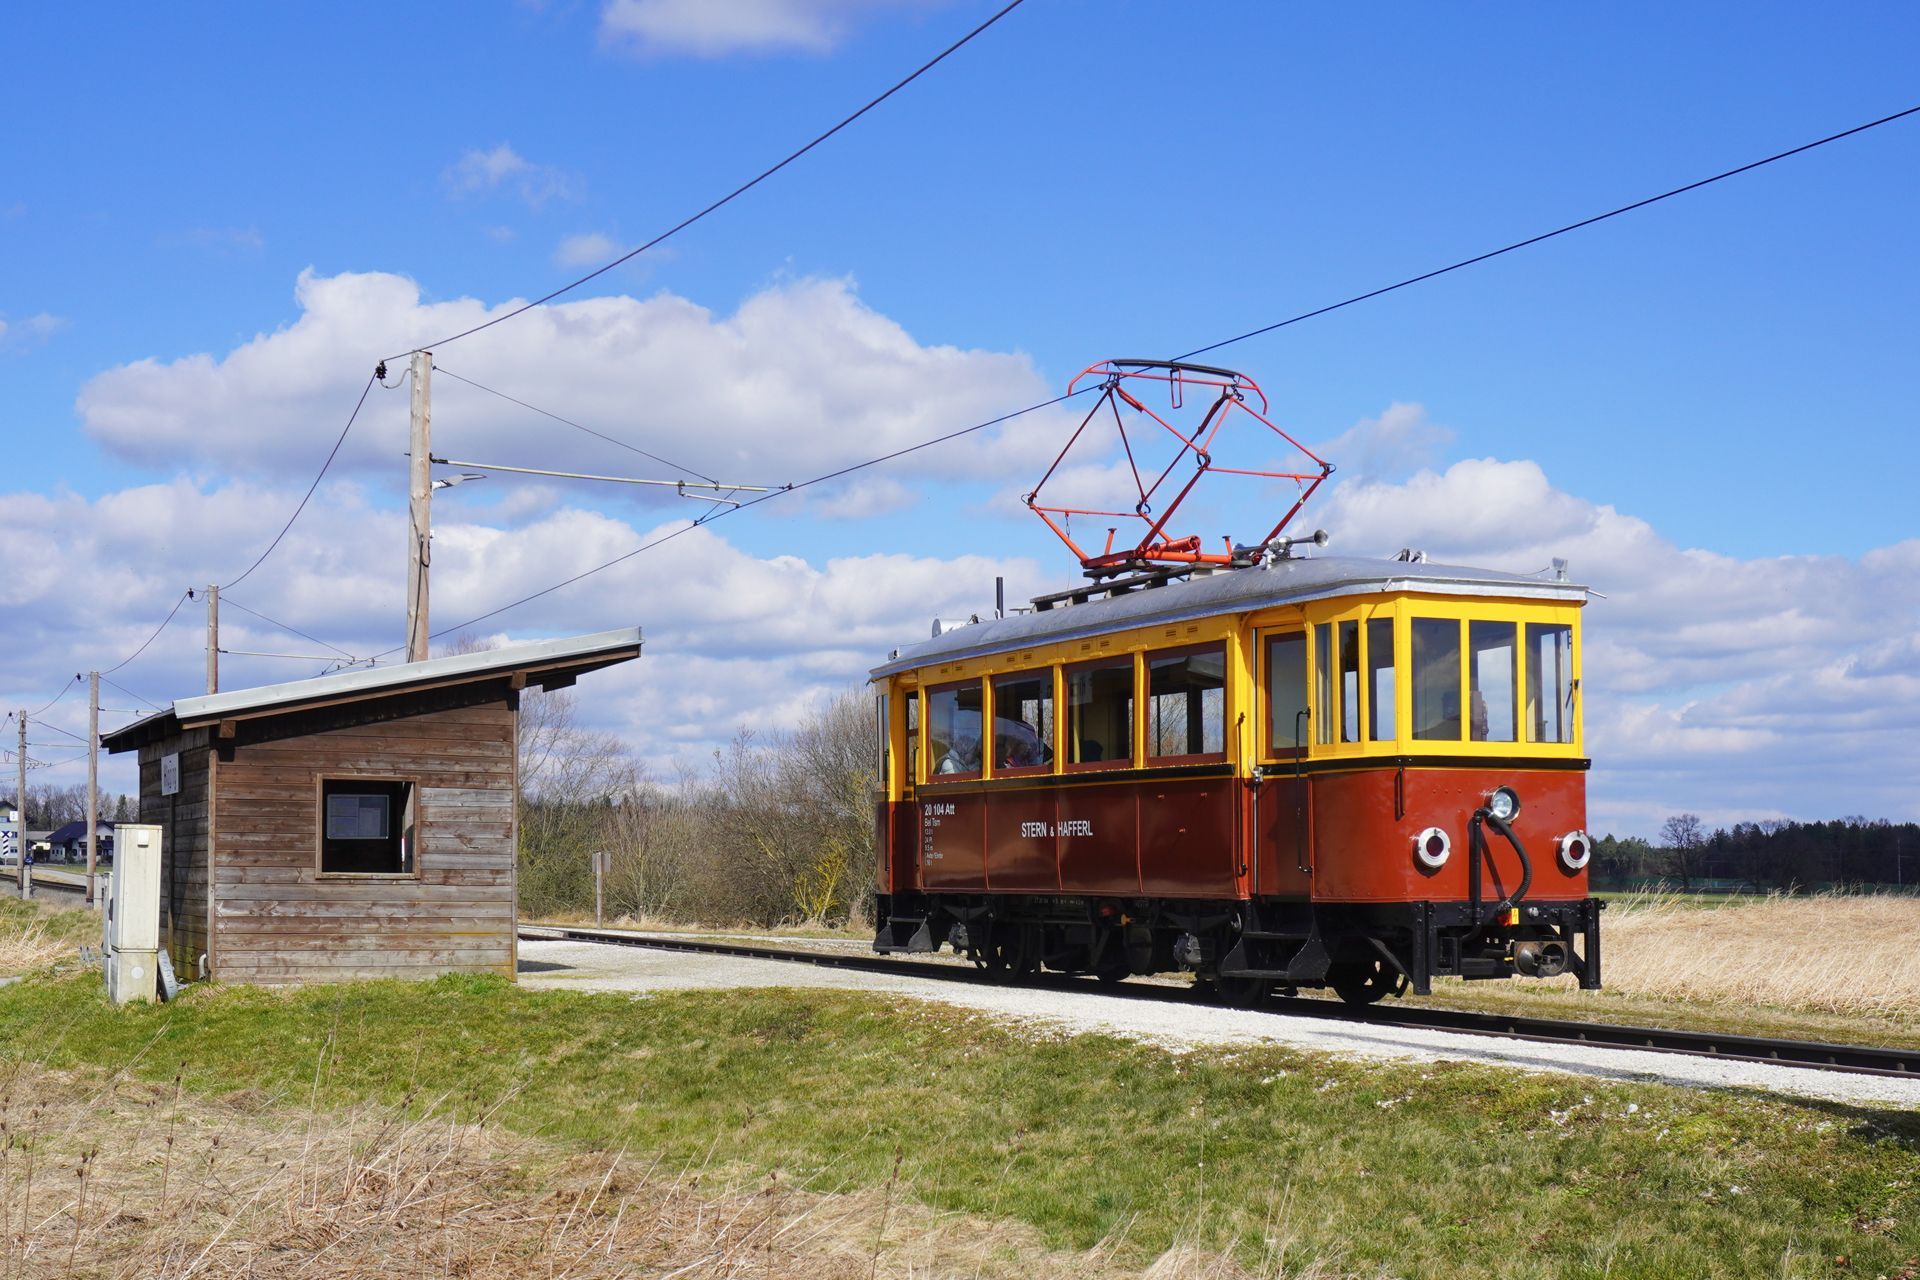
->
[517,937,1920,1108]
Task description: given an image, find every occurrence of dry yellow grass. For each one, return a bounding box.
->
[1592,890,1920,1017]
[0,903,93,980]
[0,1067,1322,1279]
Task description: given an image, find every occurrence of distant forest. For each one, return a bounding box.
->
[1592,815,1920,892]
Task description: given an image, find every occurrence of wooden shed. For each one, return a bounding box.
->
[101,627,642,984]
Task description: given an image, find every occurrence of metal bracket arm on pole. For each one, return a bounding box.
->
[431,457,772,493]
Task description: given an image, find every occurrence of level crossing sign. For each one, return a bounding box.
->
[0,819,17,865]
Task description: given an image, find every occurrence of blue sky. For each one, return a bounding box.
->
[2,1,1916,834]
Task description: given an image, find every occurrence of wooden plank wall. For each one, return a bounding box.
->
[137,728,214,979]
[211,703,517,983]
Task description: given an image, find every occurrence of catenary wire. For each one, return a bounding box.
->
[100,590,191,676]
[1173,102,1920,361]
[366,388,1088,657]
[31,720,88,746]
[221,596,360,661]
[223,370,378,590]
[22,677,80,720]
[434,366,717,483]
[388,0,1031,359]
[376,106,1920,645]
[98,675,164,713]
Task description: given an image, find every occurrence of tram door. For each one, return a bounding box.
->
[1254,630,1313,896]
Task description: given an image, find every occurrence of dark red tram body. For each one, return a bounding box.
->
[869,555,1601,1004]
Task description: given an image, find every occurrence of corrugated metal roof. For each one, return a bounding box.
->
[103,626,642,751]
[869,556,1585,679]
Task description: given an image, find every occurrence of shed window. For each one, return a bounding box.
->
[1148,646,1225,760]
[1411,618,1462,741]
[1469,621,1518,742]
[1527,623,1575,743]
[1265,631,1308,756]
[927,681,984,778]
[320,780,416,875]
[1368,618,1397,742]
[991,671,1053,772]
[1067,658,1133,767]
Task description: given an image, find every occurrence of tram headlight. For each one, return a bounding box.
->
[1413,827,1451,870]
[1558,830,1592,871]
[1485,786,1521,823]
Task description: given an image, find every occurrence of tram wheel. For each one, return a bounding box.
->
[1093,938,1131,985]
[1327,959,1407,1006]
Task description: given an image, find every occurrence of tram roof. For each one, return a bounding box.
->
[870,554,1587,679]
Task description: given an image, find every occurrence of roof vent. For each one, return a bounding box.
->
[1395,548,1428,563]
[931,617,975,638]
[1552,557,1570,581]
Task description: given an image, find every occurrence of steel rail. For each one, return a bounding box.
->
[520,924,1920,1080]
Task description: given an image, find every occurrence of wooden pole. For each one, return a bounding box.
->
[86,670,99,907]
[206,583,219,695]
[406,351,433,663]
[14,710,26,900]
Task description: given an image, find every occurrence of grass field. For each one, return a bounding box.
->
[2,921,1919,1276]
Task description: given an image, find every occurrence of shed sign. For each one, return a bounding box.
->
[160,752,180,797]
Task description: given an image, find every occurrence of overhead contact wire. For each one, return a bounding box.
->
[1175,102,1920,361]
[389,0,1032,358]
[223,370,378,590]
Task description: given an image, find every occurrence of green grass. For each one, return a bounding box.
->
[0,973,1916,1277]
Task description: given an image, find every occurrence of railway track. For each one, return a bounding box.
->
[520,923,1920,1081]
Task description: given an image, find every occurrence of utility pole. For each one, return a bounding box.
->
[205,583,220,694]
[86,670,99,908]
[15,710,26,901]
[406,350,433,663]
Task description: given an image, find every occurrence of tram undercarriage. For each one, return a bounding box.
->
[875,891,1604,1005]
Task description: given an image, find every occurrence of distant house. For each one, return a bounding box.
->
[45,821,113,864]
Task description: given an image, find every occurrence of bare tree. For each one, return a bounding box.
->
[1660,813,1705,892]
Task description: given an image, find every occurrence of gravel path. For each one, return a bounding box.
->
[518,938,1920,1109]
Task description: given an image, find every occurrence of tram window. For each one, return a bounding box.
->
[991,671,1054,772]
[1068,658,1133,767]
[1411,618,1462,741]
[1368,618,1396,742]
[1469,621,1518,742]
[875,692,890,785]
[926,681,983,778]
[1265,632,1308,756]
[904,691,920,782]
[1148,646,1226,760]
[1338,621,1361,743]
[1313,623,1334,745]
[1526,623,1575,743]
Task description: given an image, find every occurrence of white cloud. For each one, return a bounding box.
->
[444,143,574,208]
[75,269,1071,489]
[0,478,1034,795]
[1315,401,1453,480]
[554,231,623,267]
[599,0,943,56]
[0,312,68,347]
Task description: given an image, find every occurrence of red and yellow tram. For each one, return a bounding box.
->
[867,361,1600,1004]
